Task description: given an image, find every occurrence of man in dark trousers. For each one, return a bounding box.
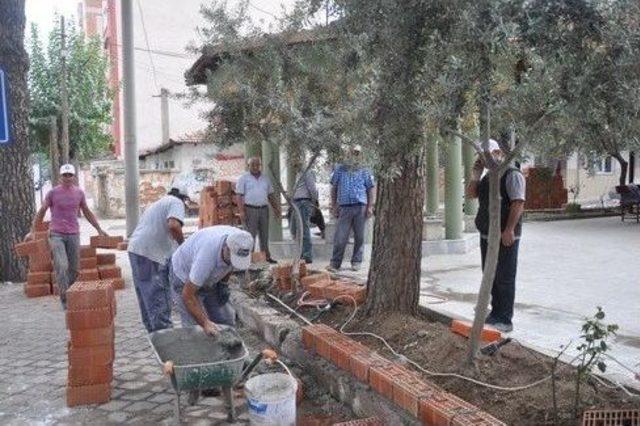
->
[466,139,525,333]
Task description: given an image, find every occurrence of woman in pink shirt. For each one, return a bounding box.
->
[27,164,108,309]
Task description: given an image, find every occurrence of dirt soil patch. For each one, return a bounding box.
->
[272,299,639,426]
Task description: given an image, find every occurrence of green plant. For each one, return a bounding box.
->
[573,307,619,419]
[565,202,582,214]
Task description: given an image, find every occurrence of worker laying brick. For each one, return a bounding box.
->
[169,225,253,335]
[25,164,108,310]
[127,181,188,333]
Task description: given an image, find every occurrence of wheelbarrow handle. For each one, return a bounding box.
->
[236,353,264,385]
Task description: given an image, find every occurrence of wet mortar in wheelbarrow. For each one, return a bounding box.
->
[149,326,248,423]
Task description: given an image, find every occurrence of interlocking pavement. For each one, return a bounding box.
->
[0,250,249,425]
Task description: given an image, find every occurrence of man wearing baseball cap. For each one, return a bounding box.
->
[127,181,189,333]
[466,139,526,333]
[27,164,108,309]
[169,225,253,335]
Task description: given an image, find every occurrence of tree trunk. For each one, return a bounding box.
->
[0,0,35,281]
[365,149,426,316]
[611,152,628,187]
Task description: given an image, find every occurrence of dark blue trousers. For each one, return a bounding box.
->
[480,237,520,325]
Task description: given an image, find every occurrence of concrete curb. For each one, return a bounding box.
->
[229,289,419,425]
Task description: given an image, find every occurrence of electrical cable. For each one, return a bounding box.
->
[136,0,159,90]
[247,1,280,19]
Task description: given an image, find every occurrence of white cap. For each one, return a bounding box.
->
[60,164,76,175]
[482,139,501,153]
[352,144,362,152]
[226,231,254,270]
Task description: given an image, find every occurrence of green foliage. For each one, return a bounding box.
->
[564,202,582,214]
[28,18,113,161]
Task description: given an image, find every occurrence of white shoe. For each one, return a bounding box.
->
[490,323,513,333]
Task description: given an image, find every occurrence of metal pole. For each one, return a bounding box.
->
[49,116,60,186]
[60,16,70,164]
[425,136,439,216]
[160,88,169,145]
[121,0,139,236]
[445,122,463,240]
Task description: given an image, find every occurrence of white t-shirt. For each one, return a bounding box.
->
[236,172,273,206]
[128,195,185,264]
[171,225,241,289]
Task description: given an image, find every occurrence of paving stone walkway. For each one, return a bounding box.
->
[0,250,250,425]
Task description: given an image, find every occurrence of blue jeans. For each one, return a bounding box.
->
[128,252,173,333]
[480,237,520,325]
[290,199,313,262]
[169,268,236,327]
[330,204,367,268]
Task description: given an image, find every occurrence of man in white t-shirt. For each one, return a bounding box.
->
[128,184,187,332]
[170,226,253,335]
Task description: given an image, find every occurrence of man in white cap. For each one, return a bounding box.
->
[27,164,108,309]
[127,181,189,333]
[327,144,376,272]
[169,225,254,335]
[466,139,526,333]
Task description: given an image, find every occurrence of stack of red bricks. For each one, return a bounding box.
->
[302,324,505,425]
[300,272,367,305]
[14,221,54,298]
[271,260,309,292]
[525,167,568,210]
[65,280,116,406]
[198,180,241,228]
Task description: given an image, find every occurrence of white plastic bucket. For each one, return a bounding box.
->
[244,372,297,425]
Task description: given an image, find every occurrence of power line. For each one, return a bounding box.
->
[116,44,191,59]
[247,1,280,19]
[136,0,159,90]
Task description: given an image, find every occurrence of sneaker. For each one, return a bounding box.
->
[326,265,339,273]
[489,322,513,333]
[350,263,362,272]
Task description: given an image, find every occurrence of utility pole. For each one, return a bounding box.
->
[121,0,140,236]
[49,116,60,185]
[60,16,70,164]
[154,88,170,145]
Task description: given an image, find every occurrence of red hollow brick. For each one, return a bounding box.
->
[116,241,128,251]
[300,272,331,290]
[330,338,369,371]
[27,271,51,285]
[301,324,337,351]
[419,392,502,426]
[369,364,409,400]
[80,245,96,259]
[68,364,113,386]
[80,257,98,269]
[349,352,390,383]
[66,306,114,330]
[15,239,49,258]
[450,320,501,343]
[66,382,111,407]
[308,281,332,299]
[332,418,384,426]
[96,253,116,266]
[29,259,53,273]
[90,235,124,249]
[34,231,49,240]
[315,332,338,360]
[98,265,122,280]
[35,220,50,232]
[68,344,114,366]
[77,269,100,282]
[67,281,115,310]
[69,324,115,347]
[111,278,125,290]
[24,283,51,298]
[393,375,442,417]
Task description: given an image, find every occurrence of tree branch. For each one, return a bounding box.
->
[442,127,483,155]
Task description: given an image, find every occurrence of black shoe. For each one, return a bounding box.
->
[267,258,278,264]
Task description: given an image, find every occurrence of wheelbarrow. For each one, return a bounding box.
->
[148,325,249,423]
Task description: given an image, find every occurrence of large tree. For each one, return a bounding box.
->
[28,20,113,162]
[0,0,35,281]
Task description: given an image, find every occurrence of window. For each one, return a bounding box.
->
[594,156,613,174]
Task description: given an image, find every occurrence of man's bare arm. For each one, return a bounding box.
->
[182,282,218,334]
[80,203,107,236]
[167,218,184,244]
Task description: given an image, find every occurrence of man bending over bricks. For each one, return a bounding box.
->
[127,182,189,333]
[26,164,108,309]
[169,225,253,334]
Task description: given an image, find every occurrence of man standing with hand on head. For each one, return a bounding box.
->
[466,139,526,333]
[27,164,108,309]
[127,181,189,333]
[235,157,281,263]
